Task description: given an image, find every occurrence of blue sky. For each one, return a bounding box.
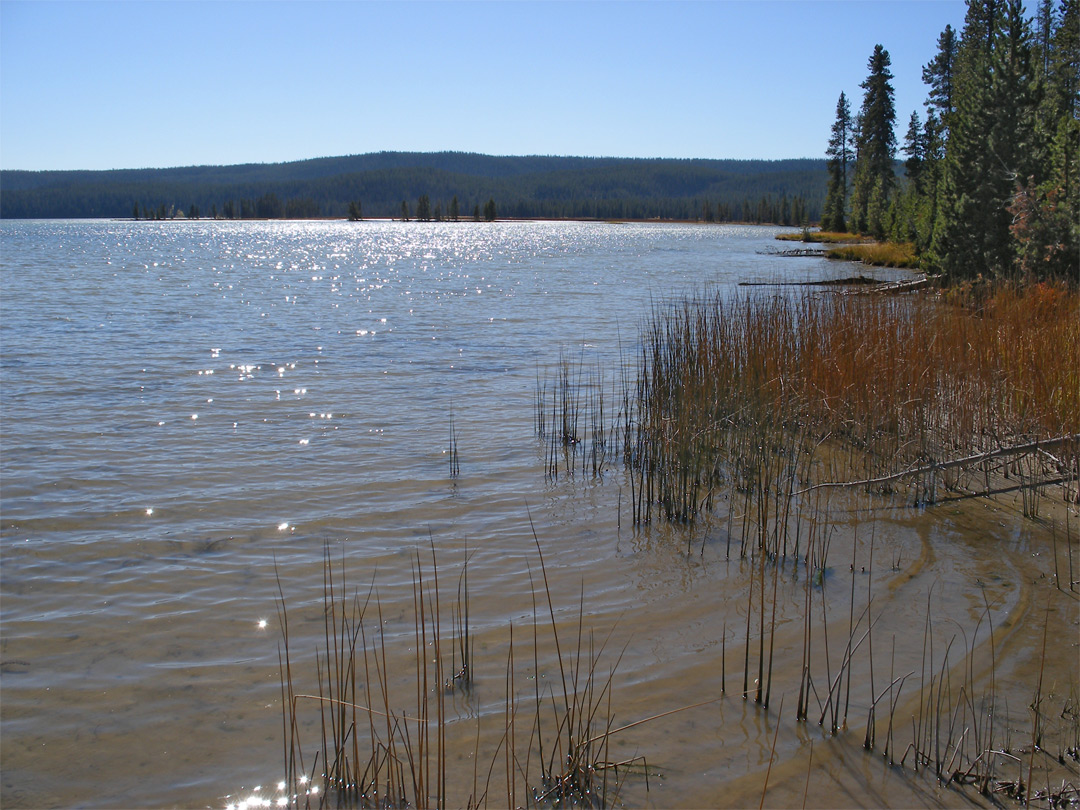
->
[1,1,967,171]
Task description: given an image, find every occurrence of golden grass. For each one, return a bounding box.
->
[776,231,873,244]
[825,241,920,268]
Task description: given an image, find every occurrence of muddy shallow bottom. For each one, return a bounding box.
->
[4,441,1078,810]
[251,485,1080,810]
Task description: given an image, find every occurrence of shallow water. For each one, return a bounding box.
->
[1,220,1075,809]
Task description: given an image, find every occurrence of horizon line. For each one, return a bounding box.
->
[1,149,825,174]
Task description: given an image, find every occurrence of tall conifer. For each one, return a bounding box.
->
[823,92,853,232]
[935,0,1038,279]
[850,45,898,236]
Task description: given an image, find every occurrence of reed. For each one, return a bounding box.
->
[449,409,461,479]
[536,350,619,481]
[273,531,704,809]
[624,283,1078,536]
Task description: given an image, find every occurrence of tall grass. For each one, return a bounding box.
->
[625,283,1078,532]
[775,231,873,244]
[824,242,920,268]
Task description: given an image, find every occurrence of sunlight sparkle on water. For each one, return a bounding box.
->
[257,619,268,630]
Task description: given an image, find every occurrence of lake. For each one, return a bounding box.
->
[1,220,1069,809]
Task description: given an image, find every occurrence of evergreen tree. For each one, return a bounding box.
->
[923,24,959,134]
[902,111,926,190]
[1011,0,1079,278]
[850,45,898,234]
[401,200,410,221]
[347,201,362,221]
[416,194,432,221]
[483,198,497,221]
[450,195,460,221]
[822,91,853,232]
[935,0,1037,279]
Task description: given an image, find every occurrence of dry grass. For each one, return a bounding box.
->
[824,241,920,268]
[776,231,873,244]
[625,282,1079,529]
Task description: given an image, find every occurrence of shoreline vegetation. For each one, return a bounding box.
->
[777,229,922,269]
[269,278,1079,809]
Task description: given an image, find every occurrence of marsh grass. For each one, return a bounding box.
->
[625,283,1078,535]
[824,242,920,268]
[532,282,1078,807]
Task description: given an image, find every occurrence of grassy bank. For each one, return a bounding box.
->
[823,240,920,268]
[777,230,919,268]
[775,230,872,244]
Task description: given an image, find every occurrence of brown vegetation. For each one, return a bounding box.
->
[776,231,873,244]
[624,282,1078,528]
[824,241,920,268]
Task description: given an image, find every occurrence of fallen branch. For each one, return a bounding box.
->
[791,434,1079,498]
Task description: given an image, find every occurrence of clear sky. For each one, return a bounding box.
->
[0,0,967,171]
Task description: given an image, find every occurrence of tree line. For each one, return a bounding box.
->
[129,190,814,226]
[822,0,1077,281]
[1,153,825,225]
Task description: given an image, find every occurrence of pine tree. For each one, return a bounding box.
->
[450,195,460,221]
[850,45,898,234]
[923,24,959,134]
[822,92,853,232]
[1011,0,1079,278]
[416,194,432,221]
[483,198,497,221]
[902,111,926,189]
[935,0,1037,279]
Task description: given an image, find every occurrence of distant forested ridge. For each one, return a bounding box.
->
[0,152,826,224]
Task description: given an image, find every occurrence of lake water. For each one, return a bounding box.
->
[1,220,1069,809]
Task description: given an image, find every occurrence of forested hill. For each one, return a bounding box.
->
[0,152,827,223]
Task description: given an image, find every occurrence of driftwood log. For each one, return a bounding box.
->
[792,434,1080,498]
